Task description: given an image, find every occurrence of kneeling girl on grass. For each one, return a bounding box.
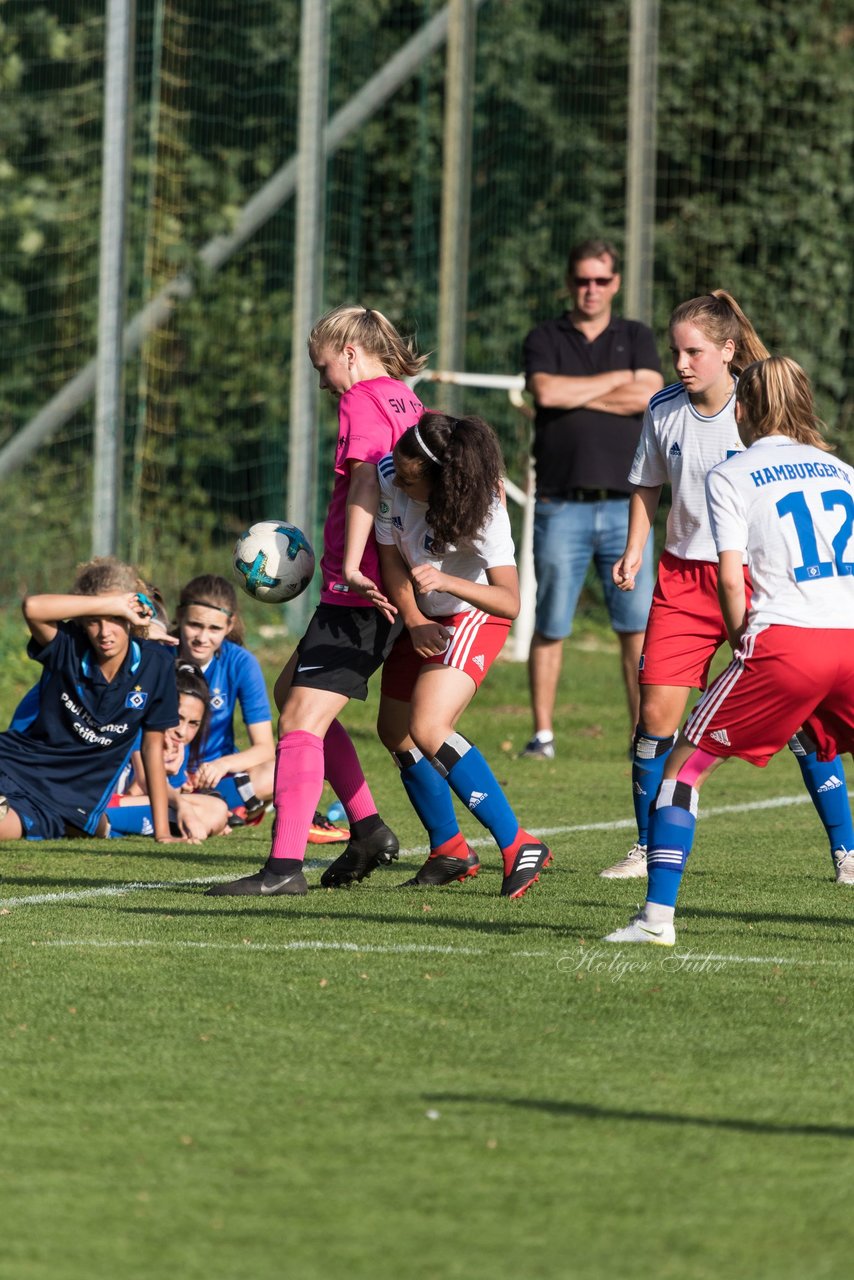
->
[374,411,553,898]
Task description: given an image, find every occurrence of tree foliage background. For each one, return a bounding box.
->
[0,0,851,605]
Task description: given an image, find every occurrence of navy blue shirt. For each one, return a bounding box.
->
[0,624,178,834]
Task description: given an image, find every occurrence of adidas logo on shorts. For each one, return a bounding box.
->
[710,728,731,746]
[473,654,485,671]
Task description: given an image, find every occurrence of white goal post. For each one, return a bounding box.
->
[410,370,534,662]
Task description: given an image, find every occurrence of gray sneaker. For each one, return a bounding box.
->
[599,843,648,879]
[833,850,854,885]
[518,735,555,760]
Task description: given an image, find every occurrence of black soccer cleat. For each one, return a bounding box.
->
[206,864,308,896]
[399,845,481,887]
[320,822,400,888]
[500,839,553,899]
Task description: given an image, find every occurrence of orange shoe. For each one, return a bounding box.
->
[307,810,350,844]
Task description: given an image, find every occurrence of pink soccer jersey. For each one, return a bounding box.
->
[319,377,424,606]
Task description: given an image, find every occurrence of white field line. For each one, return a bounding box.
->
[521,787,848,842]
[0,786,841,911]
[20,937,850,967]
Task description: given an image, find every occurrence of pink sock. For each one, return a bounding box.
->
[269,731,325,862]
[323,719,378,824]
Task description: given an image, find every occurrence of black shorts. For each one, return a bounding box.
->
[291,604,403,701]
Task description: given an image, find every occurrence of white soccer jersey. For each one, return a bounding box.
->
[375,453,516,617]
[629,380,744,561]
[706,436,854,634]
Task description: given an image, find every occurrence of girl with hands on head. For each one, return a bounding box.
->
[0,557,179,844]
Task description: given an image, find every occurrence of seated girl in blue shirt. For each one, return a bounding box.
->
[105,660,229,841]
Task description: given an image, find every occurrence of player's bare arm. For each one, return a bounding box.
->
[343,459,396,620]
[22,591,151,648]
[717,548,748,649]
[378,544,449,657]
[409,563,520,622]
[613,485,661,590]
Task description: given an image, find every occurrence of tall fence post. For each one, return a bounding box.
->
[624,0,659,327]
[92,0,136,556]
[436,0,476,416]
[287,0,330,633]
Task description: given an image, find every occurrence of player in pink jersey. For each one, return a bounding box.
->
[602,292,852,881]
[209,304,426,897]
[606,356,854,945]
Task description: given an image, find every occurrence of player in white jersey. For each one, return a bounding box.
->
[372,411,553,898]
[605,356,854,944]
[602,291,853,879]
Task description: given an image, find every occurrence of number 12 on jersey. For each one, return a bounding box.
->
[776,488,854,581]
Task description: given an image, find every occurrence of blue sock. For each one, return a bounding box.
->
[646,780,698,908]
[396,750,459,848]
[788,740,854,857]
[632,729,676,845]
[436,735,519,851]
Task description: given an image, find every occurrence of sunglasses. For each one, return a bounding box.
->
[573,276,615,289]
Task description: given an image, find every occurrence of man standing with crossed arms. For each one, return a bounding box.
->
[520,238,663,758]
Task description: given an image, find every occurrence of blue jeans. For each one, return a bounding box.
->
[533,497,654,639]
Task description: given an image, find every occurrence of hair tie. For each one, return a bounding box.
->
[187,598,232,618]
[413,423,443,466]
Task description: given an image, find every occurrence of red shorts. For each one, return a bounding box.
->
[684,626,854,766]
[380,610,511,701]
[639,551,753,690]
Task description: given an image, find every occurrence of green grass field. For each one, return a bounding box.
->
[2,624,853,1279]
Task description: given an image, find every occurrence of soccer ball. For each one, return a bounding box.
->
[232,520,315,604]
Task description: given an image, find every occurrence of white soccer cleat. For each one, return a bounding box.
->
[603,914,676,946]
[599,843,648,879]
[833,850,854,885]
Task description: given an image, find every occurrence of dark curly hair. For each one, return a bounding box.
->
[395,412,505,554]
[174,659,212,772]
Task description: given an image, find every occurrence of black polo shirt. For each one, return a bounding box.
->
[523,313,661,498]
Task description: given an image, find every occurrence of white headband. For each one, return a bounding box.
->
[412,423,442,466]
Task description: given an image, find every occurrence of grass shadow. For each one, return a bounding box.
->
[423,1092,854,1140]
